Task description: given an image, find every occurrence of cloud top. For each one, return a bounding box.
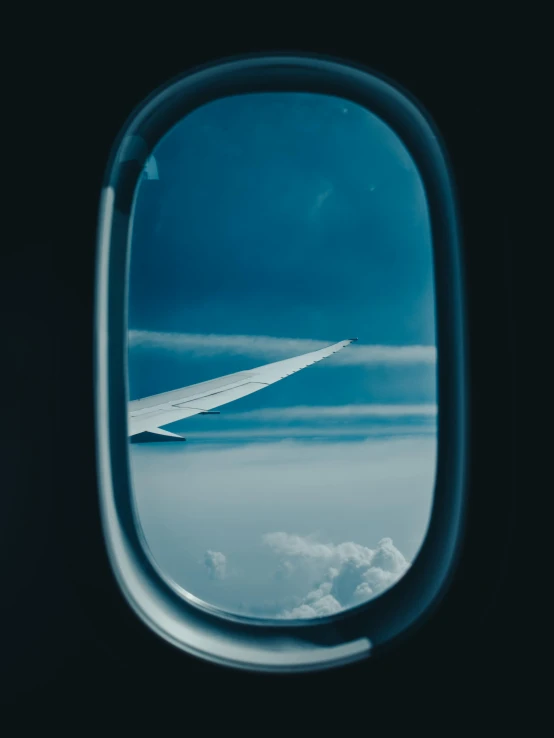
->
[262,533,410,619]
[204,550,227,580]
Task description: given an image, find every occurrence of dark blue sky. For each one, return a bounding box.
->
[128,92,436,417]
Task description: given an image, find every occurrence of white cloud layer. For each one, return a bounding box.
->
[262,533,409,618]
[128,330,436,367]
[131,436,435,618]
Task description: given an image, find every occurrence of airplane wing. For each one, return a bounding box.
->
[128,338,357,442]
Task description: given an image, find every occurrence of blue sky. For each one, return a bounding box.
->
[127,92,437,619]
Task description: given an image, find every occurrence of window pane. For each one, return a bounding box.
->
[127,92,437,620]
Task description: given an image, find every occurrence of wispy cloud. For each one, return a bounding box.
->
[223,404,437,422]
[184,424,435,441]
[128,330,436,367]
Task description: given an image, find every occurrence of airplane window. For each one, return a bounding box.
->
[126,91,437,621]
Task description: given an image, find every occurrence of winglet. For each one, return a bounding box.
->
[348,337,358,342]
[130,429,186,443]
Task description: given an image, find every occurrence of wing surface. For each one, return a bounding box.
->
[128,338,357,439]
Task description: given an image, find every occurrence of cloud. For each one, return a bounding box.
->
[223,404,437,422]
[204,550,227,580]
[199,534,410,619]
[132,436,436,520]
[128,330,436,367]
[263,533,409,618]
[185,424,435,441]
[282,582,343,618]
[131,436,435,617]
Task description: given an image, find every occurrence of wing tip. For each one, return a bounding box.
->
[347,337,358,342]
[130,430,187,444]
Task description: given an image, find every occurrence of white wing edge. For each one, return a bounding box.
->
[128,337,357,441]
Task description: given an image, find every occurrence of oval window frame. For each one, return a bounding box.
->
[94,52,468,673]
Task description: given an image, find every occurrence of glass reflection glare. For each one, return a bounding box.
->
[127,92,437,620]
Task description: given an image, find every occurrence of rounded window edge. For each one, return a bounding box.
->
[94,52,467,672]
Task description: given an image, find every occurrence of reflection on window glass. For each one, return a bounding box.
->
[127,92,437,620]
